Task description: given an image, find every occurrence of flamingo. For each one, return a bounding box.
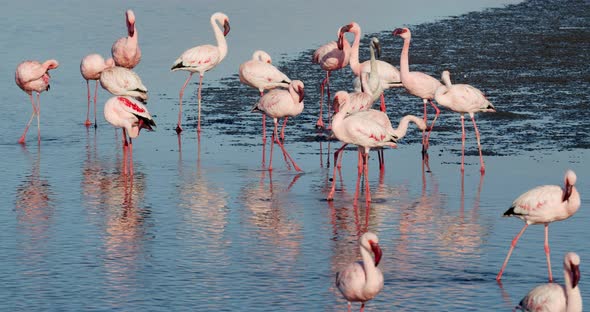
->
[434,70,496,174]
[312,26,351,129]
[171,12,230,134]
[341,22,403,112]
[104,96,155,175]
[111,9,141,69]
[336,232,384,312]
[392,27,442,152]
[99,66,148,103]
[252,80,304,172]
[496,170,581,282]
[15,59,59,144]
[239,50,291,148]
[80,54,115,127]
[515,252,582,312]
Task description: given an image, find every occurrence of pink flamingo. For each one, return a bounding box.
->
[80,54,115,127]
[99,66,148,103]
[434,70,496,173]
[239,50,291,148]
[392,28,442,152]
[171,12,230,134]
[252,80,304,172]
[111,9,141,69]
[515,252,582,312]
[496,170,581,282]
[312,26,351,129]
[15,59,59,144]
[341,22,403,112]
[336,232,383,312]
[104,96,155,175]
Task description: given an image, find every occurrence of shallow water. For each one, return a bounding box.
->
[1,0,589,311]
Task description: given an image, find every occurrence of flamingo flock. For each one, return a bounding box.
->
[13,8,584,312]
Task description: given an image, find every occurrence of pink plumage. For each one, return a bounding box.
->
[80,54,115,127]
[111,9,141,69]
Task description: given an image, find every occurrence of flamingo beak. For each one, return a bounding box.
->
[337,33,344,50]
[298,86,305,103]
[392,28,404,36]
[333,96,340,113]
[563,182,573,202]
[369,241,382,267]
[374,42,382,59]
[571,263,580,288]
[223,20,231,36]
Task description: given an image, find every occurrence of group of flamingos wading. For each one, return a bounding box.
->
[15,9,582,312]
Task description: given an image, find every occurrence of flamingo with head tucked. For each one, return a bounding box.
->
[336,232,384,312]
[104,96,155,175]
[393,27,442,153]
[15,59,59,144]
[312,26,351,129]
[112,9,141,69]
[341,22,403,113]
[434,70,495,174]
[496,170,581,282]
[100,66,148,103]
[252,80,304,172]
[171,12,230,135]
[81,54,115,127]
[515,252,582,312]
[239,50,291,149]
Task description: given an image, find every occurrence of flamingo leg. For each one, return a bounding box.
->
[93,80,99,128]
[36,92,41,144]
[84,80,92,126]
[280,117,288,143]
[326,71,333,130]
[379,93,386,112]
[347,302,351,312]
[421,98,428,152]
[363,149,371,203]
[496,223,529,281]
[176,72,193,134]
[261,91,267,167]
[197,74,204,134]
[274,120,302,172]
[316,71,328,129]
[424,99,440,150]
[327,143,348,200]
[268,118,276,171]
[128,137,134,176]
[470,114,486,174]
[544,224,553,282]
[122,128,129,175]
[461,114,466,172]
[18,94,38,144]
[360,302,365,312]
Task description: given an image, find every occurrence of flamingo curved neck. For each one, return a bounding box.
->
[442,74,452,87]
[349,28,362,76]
[400,38,411,77]
[564,267,582,312]
[393,115,422,139]
[360,245,378,282]
[211,16,228,61]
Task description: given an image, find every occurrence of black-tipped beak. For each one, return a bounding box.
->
[370,241,382,267]
[298,86,305,103]
[223,20,231,36]
[373,41,382,58]
[563,182,573,202]
[392,28,404,36]
[572,263,580,288]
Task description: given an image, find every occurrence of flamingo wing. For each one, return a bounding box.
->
[517,283,566,312]
[172,45,220,72]
[116,96,155,129]
[336,261,367,301]
[504,185,564,219]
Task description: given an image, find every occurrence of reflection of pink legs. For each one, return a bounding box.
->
[85,80,92,126]
[461,115,466,172]
[93,80,99,128]
[327,144,348,200]
[197,74,204,134]
[362,149,371,203]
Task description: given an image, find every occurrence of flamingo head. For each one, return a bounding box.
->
[126,10,136,37]
[361,232,382,267]
[563,170,577,201]
[291,80,305,103]
[253,50,272,64]
[564,252,581,288]
[392,27,411,39]
[105,58,115,69]
[43,59,59,70]
[333,91,349,113]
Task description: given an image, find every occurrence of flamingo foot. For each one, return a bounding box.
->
[316,119,325,130]
[18,136,26,144]
[84,119,92,127]
[175,124,183,134]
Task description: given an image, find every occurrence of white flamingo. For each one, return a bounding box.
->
[171,12,230,134]
[100,66,148,103]
[336,232,384,312]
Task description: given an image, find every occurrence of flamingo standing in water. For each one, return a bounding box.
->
[340,22,403,112]
[515,252,582,312]
[15,59,59,144]
[336,232,384,312]
[111,9,141,69]
[434,70,495,174]
[80,54,115,127]
[312,26,351,129]
[496,170,581,282]
[239,50,291,149]
[104,96,155,175]
[100,66,148,103]
[252,80,304,172]
[171,12,230,134]
[392,27,442,152]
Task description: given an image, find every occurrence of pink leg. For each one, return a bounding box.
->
[18,94,38,144]
[353,160,362,203]
[424,99,440,150]
[84,80,92,126]
[379,93,386,112]
[363,149,371,203]
[93,80,99,128]
[327,143,348,200]
[176,73,193,134]
[496,223,529,281]
[421,99,428,152]
[129,137,134,176]
[360,302,365,312]
[470,114,486,174]
[326,71,333,130]
[268,120,276,171]
[197,74,204,134]
[280,117,288,143]
[461,115,466,172]
[122,129,129,175]
[544,224,553,282]
[274,120,302,172]
[316,71,329,129]
[347,302,351,312]
[378,149,385,172]
[36,93,41,144]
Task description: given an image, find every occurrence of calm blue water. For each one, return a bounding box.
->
[1,0,589,311]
